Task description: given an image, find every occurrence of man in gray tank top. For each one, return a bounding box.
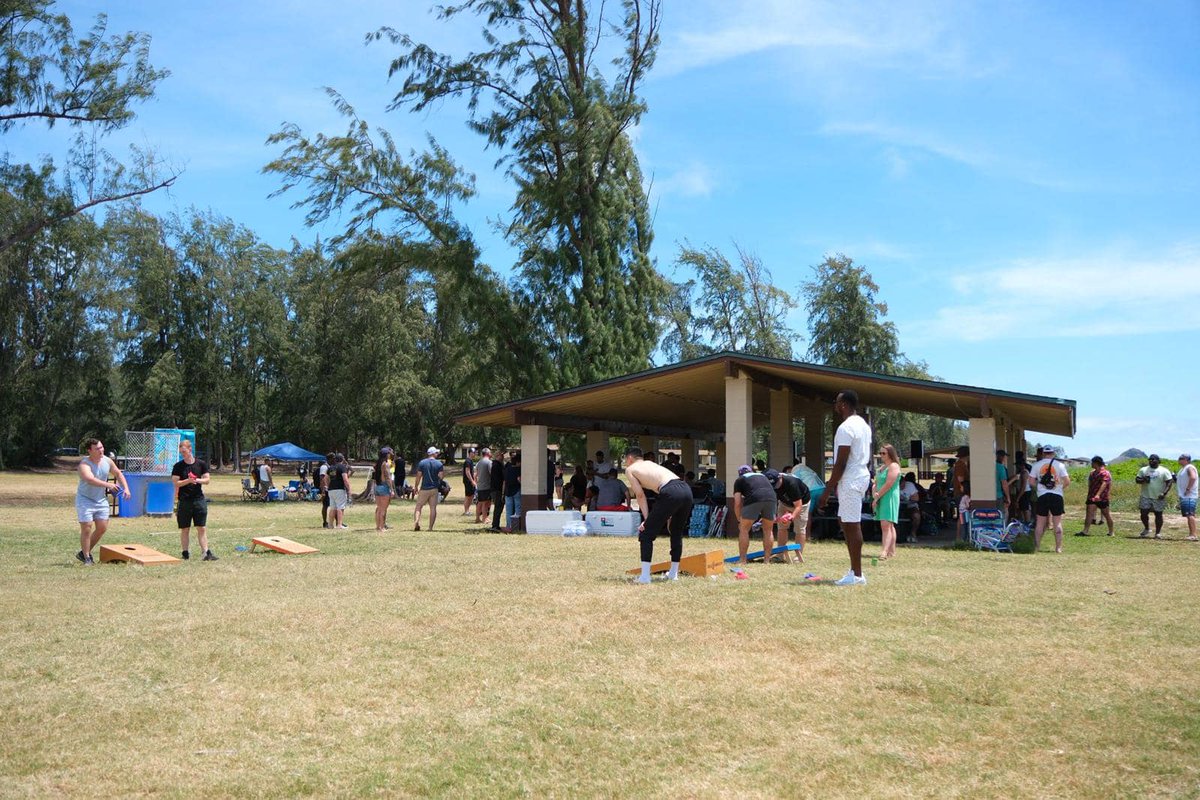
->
[75,438,131,565]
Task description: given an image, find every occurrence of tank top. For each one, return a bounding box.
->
[77,457,112,503]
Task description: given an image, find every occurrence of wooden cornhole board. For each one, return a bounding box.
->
[251,536,319,555]
[626,550,725,578]
[98,544,180,566]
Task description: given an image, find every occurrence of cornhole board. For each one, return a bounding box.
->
[251,536,319,555]
[98,544,180,565]
[724,543,803,563]
[525,510,582,535]
[626,550,725,578]
[585,511,640,537]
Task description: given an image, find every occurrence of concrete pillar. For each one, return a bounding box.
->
[803,404,825,478]
[680,438,698,474]
[586,430,610,466]
[769,388,794,469]
[519,424,549,529]
[967,417,997,506]
[724,372,753,535]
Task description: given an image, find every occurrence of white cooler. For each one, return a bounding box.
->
[585,511,640,537]
[524,510,583,535]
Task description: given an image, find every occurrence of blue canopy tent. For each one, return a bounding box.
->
[250,442,326,461]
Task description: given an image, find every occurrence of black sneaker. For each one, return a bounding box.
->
[76,550,86,564]
[181,550,190,560]
[202,550,219,561]
[84,554,95,565]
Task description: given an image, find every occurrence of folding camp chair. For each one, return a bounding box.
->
[241,478,263,502]
[969,507,1010,552]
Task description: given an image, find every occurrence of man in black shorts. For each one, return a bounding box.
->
[733,465,778,564]
[172,439,217,561]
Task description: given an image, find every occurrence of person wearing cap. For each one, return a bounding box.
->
[461,447,478,516]
[995,449,1011,513]
[371,447,396,532]
[1174,454,1198,541]
[733,464,778,564]
[1028,445,1071,552]
[1135,455,1174,538]
[413,446,445,531]
[771,467,811,563]
[819,389,873,585]
[624,447,693,583]
[1076,456,1113,537]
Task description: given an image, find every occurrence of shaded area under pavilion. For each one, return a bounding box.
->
[455,352,1076,531]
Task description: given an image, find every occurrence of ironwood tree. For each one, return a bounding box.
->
[376,0,665,387]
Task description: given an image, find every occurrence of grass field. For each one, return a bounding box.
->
[1,470,1198,798]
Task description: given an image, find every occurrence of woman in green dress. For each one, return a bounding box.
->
[874,444,902,559]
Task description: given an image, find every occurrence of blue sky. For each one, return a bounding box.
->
[11,1,1199,460]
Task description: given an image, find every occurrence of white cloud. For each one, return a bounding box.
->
[649,162,716,199]
[657,0,969,76]
[902,242,1200,346]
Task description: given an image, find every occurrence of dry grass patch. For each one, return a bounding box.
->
[0,472,1197,798]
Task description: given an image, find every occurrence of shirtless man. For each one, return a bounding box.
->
[624,447,694,584]
[75,438,131,564]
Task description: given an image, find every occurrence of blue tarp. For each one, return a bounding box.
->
[250,442,326,461]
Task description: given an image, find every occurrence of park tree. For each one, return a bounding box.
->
[802,253,899,372]
[266,94,547,452]
[377,0,665,387]
[669,243,797,359]
[0,0,174,254]
[0,179,111,466]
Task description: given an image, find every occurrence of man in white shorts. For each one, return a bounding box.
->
[819,389,872,586]
[75,438,131,565]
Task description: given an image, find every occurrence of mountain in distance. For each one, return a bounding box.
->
[1110,448,1147,464]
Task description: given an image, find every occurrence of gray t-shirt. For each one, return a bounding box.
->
[77,456,112,503]
[595,476,627,507]
[475,457,493,491]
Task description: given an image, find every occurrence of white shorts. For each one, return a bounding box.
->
[328,489,348,511]
[76,497,110,524]
[958,494,971,515]
[838,482,868,523]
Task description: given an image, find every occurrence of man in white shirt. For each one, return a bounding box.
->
[1175,454,1198,541]
[819,389,873,586]
[1136,454,1175,538]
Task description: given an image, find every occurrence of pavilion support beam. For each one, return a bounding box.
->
[586,430,611,466]
[680,438,697,474]
[803,403,825,475]
[519,424,549,530]
[967,417,997,508]
[715,441,727,478]
[769,388,794,469]
[724,372,754,535]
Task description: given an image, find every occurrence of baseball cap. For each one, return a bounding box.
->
[380,446,393,455]
[738,464,752,475]
[427,446,440,455]
[764,468,780,483]
[995,449,1007,457]
[1040,445,1055,454]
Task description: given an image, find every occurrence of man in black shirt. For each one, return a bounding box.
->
[770,469,810,564]
[733,465,778,564]
[171,439,217,561]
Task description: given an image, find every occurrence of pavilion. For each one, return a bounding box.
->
[455,352,1076,529]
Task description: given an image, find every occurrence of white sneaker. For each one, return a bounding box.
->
[834,570,866,586]
[1139,529,1150,538]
